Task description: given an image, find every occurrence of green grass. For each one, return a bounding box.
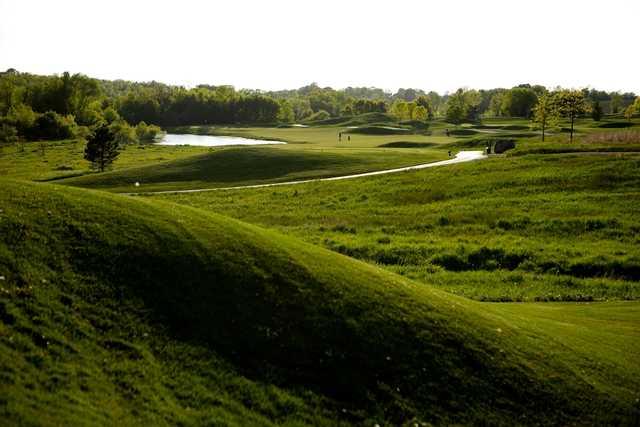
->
[56,146,446,193]
[172,124,459,148]
[157,153,640,302]
[3,116,640,425]
[0,139,211,181]
[1,180,639,425]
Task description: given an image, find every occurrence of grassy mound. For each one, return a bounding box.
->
[378,141,438,149]
[443,137,516,151]
[345,126,410,135]
[1,180,633,425]
[302,113,396,126]
[164,153,640,304]
[54,147,444,193]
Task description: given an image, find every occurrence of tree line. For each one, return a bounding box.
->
[1,68,638,146]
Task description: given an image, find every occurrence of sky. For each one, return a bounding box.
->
[1,0,638,94]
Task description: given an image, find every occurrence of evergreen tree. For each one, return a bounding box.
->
[84,124,119,172]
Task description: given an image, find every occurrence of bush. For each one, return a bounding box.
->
[5,104,36,135]
[110,120,138,145]
[492,139,516,153]
[0,123,19,143]
[135,121,163,142]
[30,111,77,140]
[598,122,633,129]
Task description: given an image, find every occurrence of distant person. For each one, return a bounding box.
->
[339,132,342,142]
[445,128,450,137]
[348,135,351,142]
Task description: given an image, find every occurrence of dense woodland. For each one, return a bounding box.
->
[0,68,638,143]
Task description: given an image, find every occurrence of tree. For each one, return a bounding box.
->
[412,105,429,122]
[445,89,481,124]
[110,119,138,145]
[84,124,119,172]
[501,87,538,117]
[610,93,623,114]
[488,93,504,117]
[135,121,162,141]
[555,90,588,142]
[31,111,76,140]
[591,100,602,121]
[532,93,558,141]
[415,96,434,120]
[390,100,409,121]
[445,90,467,125]
[624,105,634,122]
[277,100,295,123]
[0,122,18,145]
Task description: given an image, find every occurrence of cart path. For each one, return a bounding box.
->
[126,150,486,196]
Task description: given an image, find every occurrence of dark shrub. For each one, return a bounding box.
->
[378,142,437,148]
[502,125,529,131]
[30,111,76,140]
[598,122,633,129]
[492,139,516,153]
[449,129,478,136]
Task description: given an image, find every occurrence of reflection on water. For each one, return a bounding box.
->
[157,133,286,147]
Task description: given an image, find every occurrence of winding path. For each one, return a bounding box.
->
[127,150,486,196]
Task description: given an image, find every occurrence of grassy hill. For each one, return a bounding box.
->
[55,146,445,193]
[2,180,637,425]
[159,152,640,303]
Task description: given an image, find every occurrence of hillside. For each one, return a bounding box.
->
[55,146,445,193]
[160,152,640,302]
[1,180,636,425]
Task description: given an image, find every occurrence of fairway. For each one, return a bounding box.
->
[56,145,448,192]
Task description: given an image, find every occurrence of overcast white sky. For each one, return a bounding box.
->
[1,0,638,94]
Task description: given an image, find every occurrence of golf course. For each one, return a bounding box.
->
[2,103,640,425]
[2,0,640,419]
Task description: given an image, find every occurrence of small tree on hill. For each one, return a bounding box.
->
[532,93,559,142]
[555,90,588,142]
[84,124,119,172]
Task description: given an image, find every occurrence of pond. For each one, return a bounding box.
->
[156,133,286,147]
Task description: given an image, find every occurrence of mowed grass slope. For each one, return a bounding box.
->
[2,181,638,425]
[159,153,640,302]
[0,139,212,181]
[56,146,446,193]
